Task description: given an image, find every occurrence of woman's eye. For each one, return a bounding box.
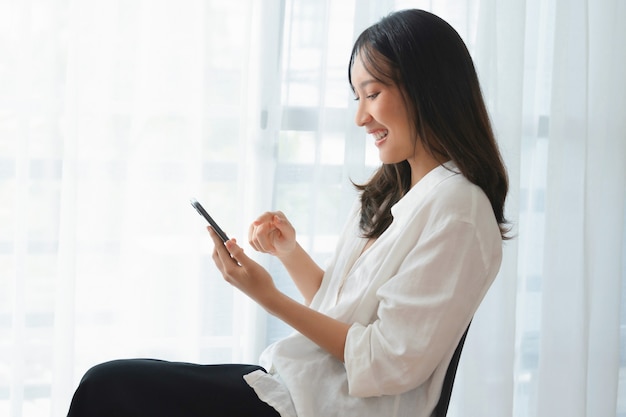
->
[353,92,380,101]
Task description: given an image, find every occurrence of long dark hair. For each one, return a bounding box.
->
[349,9,510,239]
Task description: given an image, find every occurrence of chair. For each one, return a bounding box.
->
[433,324,470,417]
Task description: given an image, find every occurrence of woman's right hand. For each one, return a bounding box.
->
[248,211,297,258]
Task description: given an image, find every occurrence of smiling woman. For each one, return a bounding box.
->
[66,8,509,417]
[1,0,625,417]
[351,60,420,170]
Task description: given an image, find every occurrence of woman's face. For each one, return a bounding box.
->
[351,53,415,165]
[350,52,441,185]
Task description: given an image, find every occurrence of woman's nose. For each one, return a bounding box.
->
[354,102,372,126]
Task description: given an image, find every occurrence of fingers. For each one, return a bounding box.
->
[208,226,245,270]
[225,239,247,266]
[248,211,281,254]
[208,226,235,266]
[254,223,279,253]
[207,226,276,304]
[270,211,294,241]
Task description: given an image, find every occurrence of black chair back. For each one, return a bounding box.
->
[433,324,470,417]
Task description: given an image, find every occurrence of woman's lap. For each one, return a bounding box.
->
[67,359,280,417]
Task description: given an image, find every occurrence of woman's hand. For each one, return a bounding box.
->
[208,227,278,306]
[207,226,349,362]
[248,211,296,258]
[249,211,324,304]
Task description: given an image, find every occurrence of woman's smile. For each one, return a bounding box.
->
[369,129,389,146]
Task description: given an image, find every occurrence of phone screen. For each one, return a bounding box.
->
[190,198,230,243]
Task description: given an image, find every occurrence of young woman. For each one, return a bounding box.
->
[67,9,508,417]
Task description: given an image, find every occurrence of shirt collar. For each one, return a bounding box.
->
[391,160,460,217]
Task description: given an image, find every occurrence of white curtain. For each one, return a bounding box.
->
[1,1,624,416]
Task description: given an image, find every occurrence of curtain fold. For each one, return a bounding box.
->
[537,0,591,414]
[1,1,624,416]
[536,1,626,416]
[452,0,525,416]
[585,2,626,416]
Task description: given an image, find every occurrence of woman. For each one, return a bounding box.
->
[67,9,508,417]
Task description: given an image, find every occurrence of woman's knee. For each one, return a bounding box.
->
[71,359,147,407]
[68,360,128,416]
[78,359,129,389]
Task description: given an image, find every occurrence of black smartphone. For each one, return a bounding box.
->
[190,198,230,243]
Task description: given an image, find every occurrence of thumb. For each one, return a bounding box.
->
[225,239,249,266]
[272,214,293,238]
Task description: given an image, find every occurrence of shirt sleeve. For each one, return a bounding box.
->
[343,214,500,397]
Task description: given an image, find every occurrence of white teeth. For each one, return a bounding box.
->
[373,130,388,140]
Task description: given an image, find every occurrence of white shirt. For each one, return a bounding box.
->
[244,162,503,417]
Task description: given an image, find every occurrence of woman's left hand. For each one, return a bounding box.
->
[207,226,278,306]
[207,226,350,363]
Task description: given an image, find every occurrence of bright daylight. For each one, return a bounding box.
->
[1,0,625,416]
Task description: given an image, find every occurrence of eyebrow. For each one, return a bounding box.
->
[360,79,379,88]
[352,78,380,91]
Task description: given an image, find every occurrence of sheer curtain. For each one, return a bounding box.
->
[1,1,624,417]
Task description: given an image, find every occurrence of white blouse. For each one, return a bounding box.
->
[244,162,503,417]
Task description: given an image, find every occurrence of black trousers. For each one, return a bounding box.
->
[67,359,281,417]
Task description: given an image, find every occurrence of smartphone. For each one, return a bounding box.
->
[190,198,230,243]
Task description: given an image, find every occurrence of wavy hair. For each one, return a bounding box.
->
[349,9,510,239]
